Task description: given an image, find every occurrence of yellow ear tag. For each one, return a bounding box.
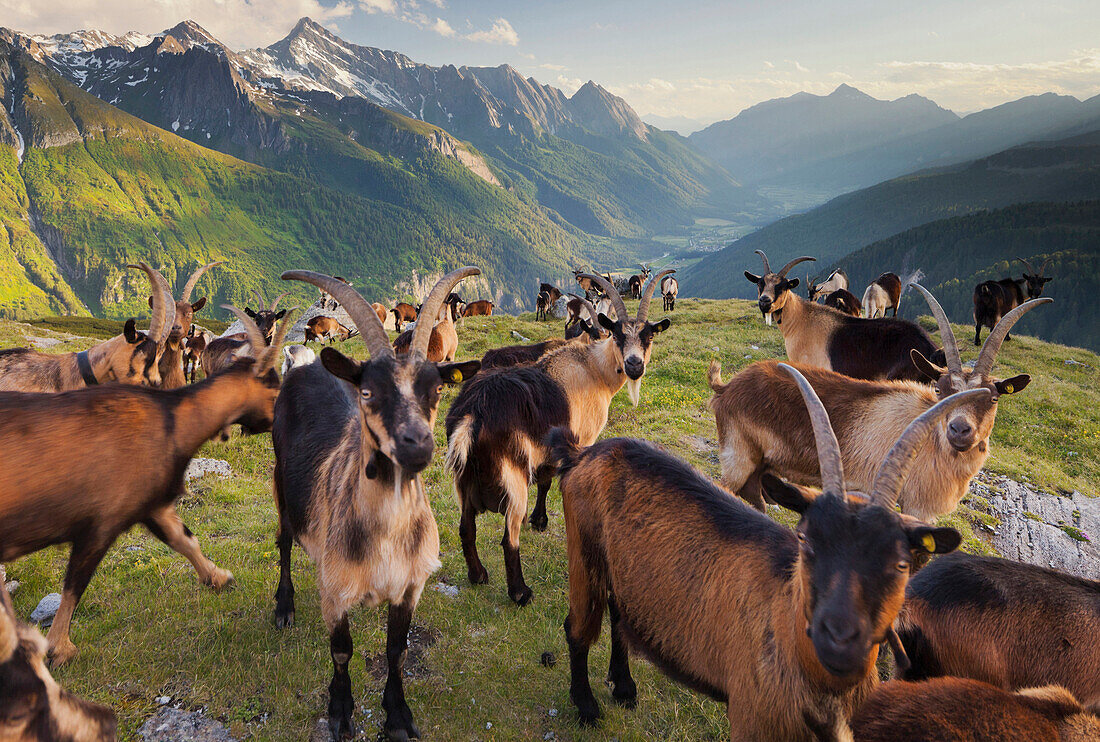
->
[921,534,937,553]
[450,369,462,382]
[1004,383,1014,394]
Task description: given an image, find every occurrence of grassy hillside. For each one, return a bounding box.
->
[4,298,1097,740]
[682,133,1100,299]
[832,200,1100,351]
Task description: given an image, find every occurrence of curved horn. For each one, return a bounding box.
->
[1015,257,1037,275]
[258,307,296,374]
[638,268,674,322]
[1038,257,1054,278]
[222,305,268,357]
[973,297,1053,378]
[872,388,992,507]
[567,293,599,323]
[269,292,289,312]
[912,284,963,377]
[411,267,480,359]
[281,271,393,360]
[578,273,627,321]
[128,262,174,346]
[755,249,771,274]
[778,256,816,278]
[250,289,266,311]
[180,260,224,302]
[778,363,845,496]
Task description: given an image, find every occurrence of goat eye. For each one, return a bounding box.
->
[897,561,910,572]
[797,532,806,542]
[360,388,372,400]
[435,384,444,395]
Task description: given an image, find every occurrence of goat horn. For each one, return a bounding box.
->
[269,292,289,312]
[912,284,963,377]
[578,273,627,321]
[411,267,479,359]
[281,271,393,360]
[872,388,992,507]
[754,249,771,274]
[778,256,816,278]
[250,289,266,312]
[972,296,1053,378]
[1039,257,1054,277]
[128,262,174,347]
[258,307,296,374]
[638,268,674,322]
[568,293,599,324]
[1015,257,1037,275]
[180,260,224,302]
[222,305,268,359]
[778,364,845,495]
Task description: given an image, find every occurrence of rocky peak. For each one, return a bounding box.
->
[160,20,220,49]
[568,81,649,141]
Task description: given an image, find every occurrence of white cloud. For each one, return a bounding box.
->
[537,63,567,71]
[464,17,519,46]
[359,0,396,14]
[555,75,584,95]
[431,17,455,37]
[424,0,446,7]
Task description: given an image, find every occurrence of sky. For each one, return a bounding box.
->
[3,0,1100,129]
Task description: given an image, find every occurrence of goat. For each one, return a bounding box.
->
[894,552,1100,707]
[661,273,678,311]
[445,271,672,605]
[201,289,288,377]
[318,275,352,310]
[549,363,972,740]
[745,250,943,382]
[391,302,417,332]
[808,268,849,302]
[540,283,563,306]
[824,288,862,317]
[371,302,388,326]
[0,583,117,741]
[182,325,213,384]
[627,264,651,299]
[973,256,1054,345]
[710,285,1049,519]
[393,294,463,361]
[281,344,317,376]
[564,294,607,341]
[573,269,605,299]
[153,260,223,389]
[852,679,1100,742]
[271,268,480,741]
[462,299,494,317]
[862,272,902,318]
[480,336,578,370]
[0,309,289,666]
[0,263,175,392]
[535,290,552,321]
[305,315,356,344]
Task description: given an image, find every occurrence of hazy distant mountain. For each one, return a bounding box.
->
[641,113,709,135]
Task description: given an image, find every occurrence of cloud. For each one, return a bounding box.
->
[464,17,518,46]
[555,75,584,95]
[359,0,396,13]
[537,63,567,71]
[430,17,455,37]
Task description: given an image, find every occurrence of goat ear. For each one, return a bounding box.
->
[320,347,362,387]
[744,271,761,284]
[597,313,617,332]
[907,526,961,555]
[995,374,1031,396]
[1042,277,1053,284]
[124,318,142,344]
[147,295,154,309]
[761,473,816,514]
[785,278,800,290]
[438,360,480,385]
[274,309,287,320]
[244,307,258,319]
[910,349,945,381]
[650,318,671,334]
[191,297,207,312]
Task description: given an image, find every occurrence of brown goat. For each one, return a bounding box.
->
[862,272,902,318]
[462,299,494,317]
[182,326,212,383]
[480,336,579,370]
[550,364,973,740]
[393,294,463,361]
[973,256,1054,345]
[0,310,290,666]
[200,289,289,377]
[895,552,1100,708]
[852,679,1100,742]
[0,582,117,741]
[824,287,862,316]
[391,302,417,332]
[0,263,175,392]
[153,260,223,389]
[305,315,356,344]
[709,286,1048,519]
[370,302,388,325]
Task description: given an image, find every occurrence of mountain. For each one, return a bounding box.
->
[0,42,593,320]
[681,131,1100,299]
[641,113,709,135]
[831,200,1100,351]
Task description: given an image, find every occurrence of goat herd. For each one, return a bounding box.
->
[0,251,1093,742]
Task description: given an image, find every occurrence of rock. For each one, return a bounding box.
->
[432,581,459,598]
[511,330,532,343]
[140,708,237,741]
[5,580,19,596]
[185,458,232,482]
[31,593,61,625]
[156,696,171,706]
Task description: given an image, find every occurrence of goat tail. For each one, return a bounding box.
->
[707,359,726,392]
[545,427,582,477]
[445,415,475,477]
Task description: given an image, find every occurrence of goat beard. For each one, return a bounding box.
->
[626,377,642,407]
[764,311,773,326]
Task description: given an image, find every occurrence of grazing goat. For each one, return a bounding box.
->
[973,256,1054,345]
[0,309,289,666]
[710,285,1049,519]
[824,288,862,316]
[281,344,317,375]
[550,363,972,740]
[661,273,678,311]
[862,272,902,318]
[305,315,356,344]
[852,679,1100,742]
[895,552,1100,707]
[535,290,552,321]
[808,268,849,302]
[745,250,942,382]
[0,262,175,392]
[627,264,651,299]
[446,271,672,605]
[272,268,480,741]
[318,275,352,310]
[201,289,288,377]
[391,302,418,332]
[0,583,117,741]
[154,260,223,389]
[393,294,463,361]
[462,299,494,317]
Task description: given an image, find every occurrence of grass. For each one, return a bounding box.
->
[4,297,1099,740]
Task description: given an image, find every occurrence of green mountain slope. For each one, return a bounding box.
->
[682,133,1100,299]
[830,200,1100,351]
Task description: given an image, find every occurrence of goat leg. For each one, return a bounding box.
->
[144,504,233,590]
[606,592,637,708]
[325,611,355,741]
[46,535,113,667]
[529,468,554,532]
[381,597,421,741]
[503,498,533,606]
[565,615,601,726]
[274,523,295,629]
[459,500,488,585]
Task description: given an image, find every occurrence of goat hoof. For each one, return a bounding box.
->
[207,569,235,591]
[510,585,534,606]
[572,695,601,727]
[47,640,79,668]
[275,611,295,629]
[468,566,489,585]
[529,512,548,532]
[610,681,638,708]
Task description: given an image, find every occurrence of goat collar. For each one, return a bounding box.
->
[773,307,784,325]
[76,350,98,386]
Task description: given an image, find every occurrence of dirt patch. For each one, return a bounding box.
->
[364,624,441,683]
